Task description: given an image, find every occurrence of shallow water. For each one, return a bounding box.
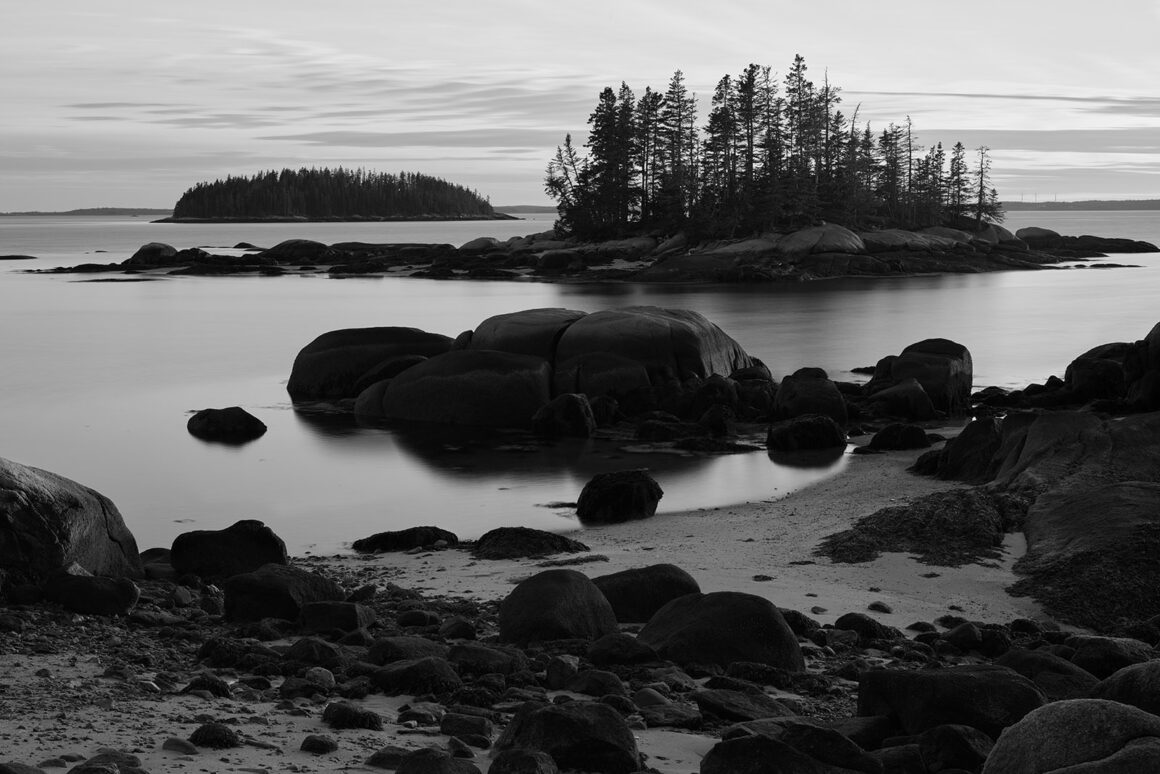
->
[1,211,1156,553]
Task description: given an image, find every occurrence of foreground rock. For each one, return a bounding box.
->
[637,591,805,671]
[982,699,1160,773]
[576,469,663,524]
[170,519,289,581]
[498,569,617,645]
[865,338,973,414]
[0,456,143,587]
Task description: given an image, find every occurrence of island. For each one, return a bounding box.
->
[153,167,514,223]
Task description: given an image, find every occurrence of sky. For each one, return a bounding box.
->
[3,0,1160,211]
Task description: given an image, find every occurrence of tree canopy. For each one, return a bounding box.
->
[172,167,495,220]
[546,56,1004,239]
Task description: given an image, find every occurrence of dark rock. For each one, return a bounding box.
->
[868,423,931,451]
[982,698,1160,773]
[700,735,827,774]
[367,636,449,665]
[323,701,383,730]
[287,326,453,400]
[124,242,178,265]
[833,612,898,646]
[531,393,597,437]
[693,688,795,722]
[42,569,140,616]
[473,527,588,560]
[285,636,348,669]
[396,747,482,774]
[766,414,847,452]
[866,339,973,414]
[300,601,376,633]
[917,724,993,773]
[567,669,627,697]
[189,722,241,749]
[863,377,937,421]
[722,717,884,772]
[857,664,1045,738]
[587,633,658,666]
[223,563,345,622]
[181,672,231,698]
[498,569,617,645]
[372,350,552,427]
[441,712,495,740]
[301,734,339,754]
[1066,634,1154,679]
[488,748,559,774]
[774,369,848,423]
[372,657,463,696]
[260,238,331,262]
[351,526,458,553]
[552,306,754,401]
[170,519,288,581]
[576,469,663,525]
[186,406,267,443]
[0,456,144,586]
[366,745,414,770]
[447,642,528,676]
[637,591,805,671]
[494,701,641,774]
[1092,660,1160,717]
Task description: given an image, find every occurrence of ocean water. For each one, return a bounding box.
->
[1,211,1156,553]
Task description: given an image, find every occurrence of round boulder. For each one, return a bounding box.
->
[287,326,453,400]
[576,469,664,525]
[223,563,345,622]
[982,699,1160,773]
[774,369,848,423]
[494,701,641,774]
[869,423,932,451]
[186,406,267,444]
[766,414,846,452]
[0,456,144,586]
[124,242,178,266]
[637,591,805,672]
[591,563,700,623]
[467,308,587,361]
[498,569,618,645]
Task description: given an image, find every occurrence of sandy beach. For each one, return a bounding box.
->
[0,438,1052,773]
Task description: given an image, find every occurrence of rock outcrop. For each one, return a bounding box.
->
[287,327,453,401]
[0,457,143,587]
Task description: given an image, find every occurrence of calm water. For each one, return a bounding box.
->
[1,212,1157,553]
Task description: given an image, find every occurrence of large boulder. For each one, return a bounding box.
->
[1092,661,1160,716]
[467,308,586,361]
[778,224,866,257]
[766,414,846,452]
[494,701,642,774]
[1014,226,1062,249]
[287,327,453,400]
[223,563,346,622]
[1128,321,1160,411]
[43,565,140,616]
[863,377,937,421]
[372,350,551,427]
[553,307,754,397]
[576,469,663,525]
[0,457,143,587]
[498,569,618,645]
[866,339,973,414]
[858,664,1046,738]
[994,648,1100,702]
[170,519,288,581]
[124,242,178,266]
[531,393,597,437]
[981,699,1160,773]
[637,591,805,672]
[591,564,700,623]
[773,369,848,423]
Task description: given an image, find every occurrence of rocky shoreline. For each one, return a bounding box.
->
[32,221,1158,282]
[4,307,1160,771]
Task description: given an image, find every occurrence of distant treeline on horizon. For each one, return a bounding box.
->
[1002,199,1160,211]
[168,167,496,221]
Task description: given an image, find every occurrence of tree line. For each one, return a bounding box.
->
[545,56,1003,240]
[172,168,495,219]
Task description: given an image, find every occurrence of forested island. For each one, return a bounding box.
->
[156,168,512,223]
[546,55,1002,240]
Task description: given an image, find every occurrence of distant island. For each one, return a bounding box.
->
[1002,199,1160,211]
[0,207,172,217]
[156,167,513,223]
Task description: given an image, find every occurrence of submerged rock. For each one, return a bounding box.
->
[186,406,267,443]
[575,469,663,524]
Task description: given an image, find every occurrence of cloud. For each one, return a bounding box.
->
[255,128,567,148]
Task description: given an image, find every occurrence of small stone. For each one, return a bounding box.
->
[162,737,199,754]
[189,722,241,749]
[301,734,339,754]
[868,601,893,614]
